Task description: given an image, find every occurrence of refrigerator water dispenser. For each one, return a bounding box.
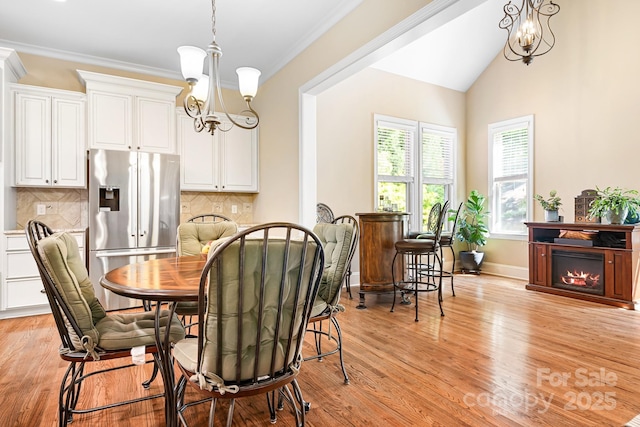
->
[99,187,120,212]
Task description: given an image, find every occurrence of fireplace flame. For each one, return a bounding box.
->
[561,270,601,287]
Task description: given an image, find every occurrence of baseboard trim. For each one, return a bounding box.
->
[346,263,528,292]
[474,262,528,281]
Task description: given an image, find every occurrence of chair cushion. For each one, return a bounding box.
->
[97,310,185,350]
[310,222,353,316]
[38,232,186,352]
[395,238,437,254]
[177,222,238,256]
[174,238,319,383]
[38,232,107,350]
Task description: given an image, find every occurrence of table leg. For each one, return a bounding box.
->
[154,303,178,427]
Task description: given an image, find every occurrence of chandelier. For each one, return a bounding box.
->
[177,0,260,135]
[499,0,560,65]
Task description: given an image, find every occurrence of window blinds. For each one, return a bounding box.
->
[421,127,454,184]
[376,121,414,177]
[493,126,529,181]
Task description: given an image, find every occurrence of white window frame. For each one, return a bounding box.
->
[488,115,534,240]
[374,114,457,231]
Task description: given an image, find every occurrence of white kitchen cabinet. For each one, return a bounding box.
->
[78,70,182,154]
[12,84,86,187]
[178,110,259,192]
[1,230,85,318]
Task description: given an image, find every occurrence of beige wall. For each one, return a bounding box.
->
[316,67,466,217]
[466,0,640,271]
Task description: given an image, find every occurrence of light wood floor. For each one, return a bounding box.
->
[2,274,640,426]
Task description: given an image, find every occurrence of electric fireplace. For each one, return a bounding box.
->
[551,250,604,296]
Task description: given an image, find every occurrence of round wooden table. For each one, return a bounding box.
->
[100,255,207,427]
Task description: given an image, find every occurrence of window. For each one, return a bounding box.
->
[421,123,455,230]
[488,115,533,237]
[375,114,456,231]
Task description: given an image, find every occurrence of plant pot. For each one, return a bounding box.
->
[544,210,559,222]
[605,207,628,225]
[459,250,485,274]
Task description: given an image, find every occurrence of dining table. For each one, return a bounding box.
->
[100,254,207,427]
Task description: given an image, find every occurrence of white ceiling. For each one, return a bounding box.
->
[0,0,509,92]
[371,0,507,92]
[0,0,363,87]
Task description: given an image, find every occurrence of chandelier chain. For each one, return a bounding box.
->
[211,0,217,41]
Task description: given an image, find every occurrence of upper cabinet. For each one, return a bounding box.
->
[178,110,259,192]
[78,70,183,154]
[12,84,86,188]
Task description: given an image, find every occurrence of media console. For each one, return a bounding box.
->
[526,222,640,309]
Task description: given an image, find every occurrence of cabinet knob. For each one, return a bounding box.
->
[53,180,57,184]
[40,289,46,294]
[45,179,49,184]
[128,146,132,149]
[541,253,545,257]
[608,260,613,264]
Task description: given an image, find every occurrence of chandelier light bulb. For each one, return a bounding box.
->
[236,67,261,100]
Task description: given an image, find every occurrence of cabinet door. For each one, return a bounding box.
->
[14,92,51,186]
[52,97,85,187]
[88,91,132,151]
[137,96,176,153]
[219,117,258,192]
[530,243,548,286]
[605,251,631,300]
[178,112,219,190]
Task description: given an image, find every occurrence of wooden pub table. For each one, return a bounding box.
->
[100,255,206,427]
[355,212,409,309]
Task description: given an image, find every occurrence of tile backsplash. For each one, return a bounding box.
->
[15,188,256,230]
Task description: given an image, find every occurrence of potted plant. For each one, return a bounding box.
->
[588,186,640,225]
[454,190,489,273]
[534,190,562,222]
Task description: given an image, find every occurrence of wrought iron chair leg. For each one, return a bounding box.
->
[390,252,400,312]
[331,316,350,384]
[414,253,419,322]
[450,245,456,296]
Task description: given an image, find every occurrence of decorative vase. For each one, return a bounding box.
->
[605,207,628,225]
[544,210,559,222]
[459,251,485,274]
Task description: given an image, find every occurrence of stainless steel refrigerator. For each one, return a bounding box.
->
[88,149,180,310]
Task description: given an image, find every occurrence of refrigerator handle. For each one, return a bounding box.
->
[130,159,137,238]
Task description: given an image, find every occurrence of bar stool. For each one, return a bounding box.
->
[390,201,449,321]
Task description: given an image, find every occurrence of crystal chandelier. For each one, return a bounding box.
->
[177,0,260,135]
[499,0,560,65]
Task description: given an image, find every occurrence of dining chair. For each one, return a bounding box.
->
[391,201,449,321]
[304,217,358,385]
[316,202,335,223]
[173,222,324,426]
[175,219,239,333]
[332,215,358,299]
[25,220,186,427]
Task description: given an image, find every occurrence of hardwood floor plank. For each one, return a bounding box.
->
[2,274,640,426]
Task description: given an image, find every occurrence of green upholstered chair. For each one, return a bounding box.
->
[177,220,238,256]
[305,217,358,384]
[175,220,239,329]
[332,215,358,299]
[173,222,324,426]
[25,220,185,427]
